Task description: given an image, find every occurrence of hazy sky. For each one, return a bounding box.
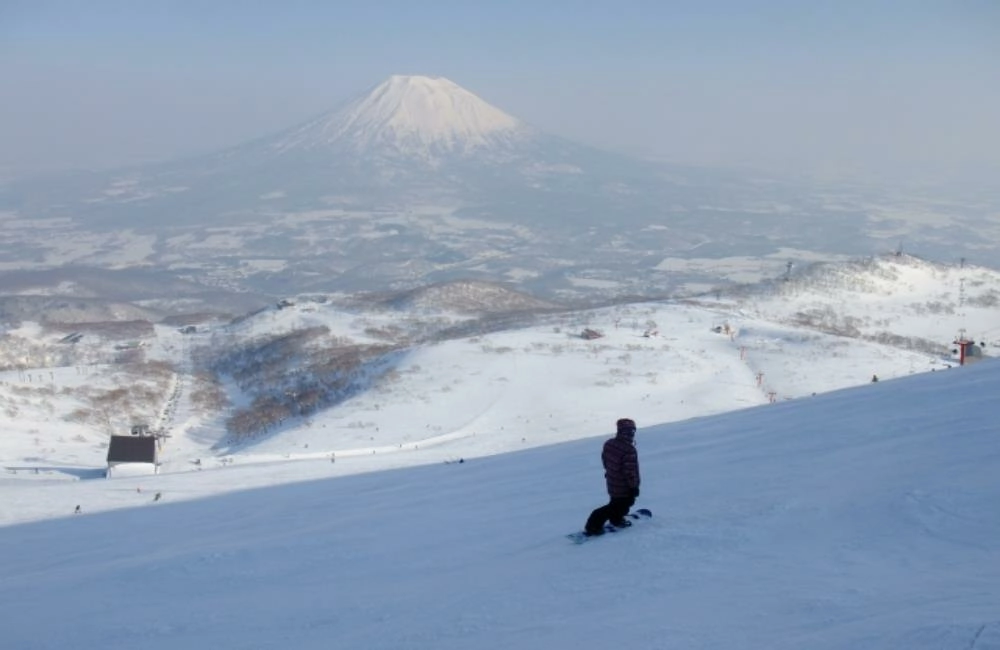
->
[2,1,998,183]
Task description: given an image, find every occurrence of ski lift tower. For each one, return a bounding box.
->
[953,329,976,366]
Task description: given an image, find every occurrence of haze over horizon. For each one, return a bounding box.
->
[3,1,999,185]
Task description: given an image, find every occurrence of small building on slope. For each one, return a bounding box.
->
[106,435,158,477]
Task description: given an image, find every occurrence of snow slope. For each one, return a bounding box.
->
[724,255,1000,345]
[0,359,997,650]
[1,258,999,648]
[6,256,998,524]
[0,294,959,525]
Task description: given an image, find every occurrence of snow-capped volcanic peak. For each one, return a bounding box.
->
[275,75,529,156]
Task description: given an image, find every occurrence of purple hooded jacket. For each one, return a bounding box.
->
[602,421,640,498]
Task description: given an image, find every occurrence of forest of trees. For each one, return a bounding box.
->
[202,326,403,442]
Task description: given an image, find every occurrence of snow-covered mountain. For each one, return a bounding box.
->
[2,75,998,303]
[714,254,1000,347]
[271,75,532,159]
[206,73,644,195]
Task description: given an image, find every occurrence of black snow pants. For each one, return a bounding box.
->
[585,495,635,533]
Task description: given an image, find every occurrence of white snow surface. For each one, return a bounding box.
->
[1,362,998,649]
[274,75,529,155]
[1,258,999,649]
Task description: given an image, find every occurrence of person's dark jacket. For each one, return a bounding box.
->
[602,430,640,497]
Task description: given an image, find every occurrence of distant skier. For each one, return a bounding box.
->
[871,374,879,383]
[584,418,641,536]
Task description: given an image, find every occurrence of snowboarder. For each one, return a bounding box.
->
[584,418,641,536]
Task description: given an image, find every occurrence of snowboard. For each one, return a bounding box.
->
[567,508,652,544]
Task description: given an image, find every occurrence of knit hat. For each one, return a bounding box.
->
[616,418,636,437]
